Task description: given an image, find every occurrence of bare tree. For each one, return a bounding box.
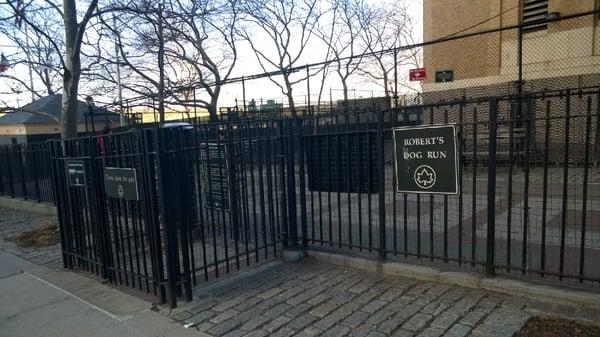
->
[240,0,323,118]
[317,0,368,113]
[356,0,419,105]
[4,0,100,138]
[162,0,240,122]
[0,7,63,99]
[93,1,171,123]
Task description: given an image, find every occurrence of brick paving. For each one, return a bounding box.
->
[1,205,599,336]
[0,207,62,269]
[169,259,583,337]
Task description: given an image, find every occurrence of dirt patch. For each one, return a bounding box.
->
[515,316,600,337]
[6,224,60,248]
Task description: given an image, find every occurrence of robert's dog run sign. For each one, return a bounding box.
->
[393,124,459,195]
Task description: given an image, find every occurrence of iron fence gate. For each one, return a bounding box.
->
[51,121,286,307]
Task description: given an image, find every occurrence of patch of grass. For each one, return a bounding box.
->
[515,316,600,337]
[7,224,60,248]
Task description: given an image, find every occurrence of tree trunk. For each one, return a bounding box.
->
[209,86,220,122]
[157,6,166,125]
[284,75,296,118]
[342,79,349,114]
[61,0,80,139]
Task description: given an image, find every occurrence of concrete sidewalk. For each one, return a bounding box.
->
[0,250,202,337]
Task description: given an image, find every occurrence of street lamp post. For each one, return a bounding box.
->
[85,95,96,135]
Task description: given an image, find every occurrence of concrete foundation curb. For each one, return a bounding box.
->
[282,249,305,263]
[0,196,57,216]
[306,250,600,310]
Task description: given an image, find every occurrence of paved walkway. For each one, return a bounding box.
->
[0,249,204,337]
[2,206,599,337]
[168,259,599,337]
[0,207,62,269]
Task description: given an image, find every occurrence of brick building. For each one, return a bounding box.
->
[422,0,600,100]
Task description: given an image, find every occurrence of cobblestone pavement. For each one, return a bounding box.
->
[0,207,62,269]
[168,259,599,337]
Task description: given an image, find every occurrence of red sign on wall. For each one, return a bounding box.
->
[409,68,426,81]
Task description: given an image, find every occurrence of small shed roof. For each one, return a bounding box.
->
[0,94,119,125]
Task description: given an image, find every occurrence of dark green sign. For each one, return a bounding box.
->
[435,70,454,83]
[104,167,139,201]
[393,124,459,195]
[66,160,86,187]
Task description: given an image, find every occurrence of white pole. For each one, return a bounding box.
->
[113,14,124,126]
[24,24,35,102]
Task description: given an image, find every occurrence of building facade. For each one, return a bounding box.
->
[422,0,600,100]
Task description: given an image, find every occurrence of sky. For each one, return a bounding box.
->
[0,0,423,113]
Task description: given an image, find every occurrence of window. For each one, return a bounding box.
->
[522,0,549,32]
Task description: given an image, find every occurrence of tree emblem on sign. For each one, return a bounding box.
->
[414,165,436,189]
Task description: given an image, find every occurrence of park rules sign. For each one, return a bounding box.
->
[393,124,459,195]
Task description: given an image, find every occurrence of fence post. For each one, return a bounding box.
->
[486,98,499,275]
[154,128,178,308]
[18,145,27,200]
[0,146,4,196]
[297,117,308,248]
[286,118,298,249]
[31,145,41,202]
[49,140,68,269]
[6,147,14,197]
[377,109,386,259]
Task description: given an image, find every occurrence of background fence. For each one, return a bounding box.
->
[0,142,55,203]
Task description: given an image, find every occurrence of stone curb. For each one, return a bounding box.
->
[0,196,57,216]
[306,249,600,310]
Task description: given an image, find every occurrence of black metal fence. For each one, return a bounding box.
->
[3,87,593,308]
[50,120,287,307]
[0,142,55,203]
[293,88,600,291]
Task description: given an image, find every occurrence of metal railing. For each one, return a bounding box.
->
[0,142,55,203]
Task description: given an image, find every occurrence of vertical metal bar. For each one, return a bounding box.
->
[246,122,260,261]
[356,112,363,250]
[367,130,373,251]
[506,97,516,273]
[18,145,27,200]
[458,103,464,264]
[579,96,593,282]
[237,123,250,266]
[286,119,298,249]
[540,100,551,276]
[327,133,333,245]
[255,123,268,258]
[559,93,571,280]
[297,118,308,248]
[336,117,342,247]
[31,145,41,202]
[6,147,15,197]
[486,99,498,275]
[154,129,178,308]
[522,94,533,275]
[0,146,5,196]
[225,124,241,272]
[176,130,193,300]
[192,128,208,281]
[377,109,386,259]
[443,109,449,263]
[429,108,434,261]
[265,121,277,255]
[279,120,289,248]
[142,129,166,299]
[471,106,478,266]
[346,116,353,249]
